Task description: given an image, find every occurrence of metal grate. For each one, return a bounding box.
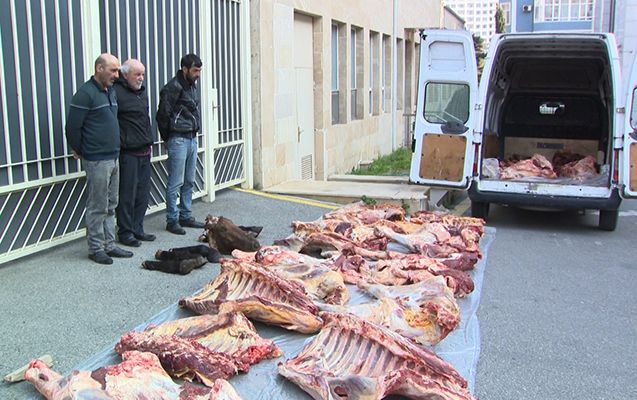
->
[0,0,248,264]
[301,154,313,180]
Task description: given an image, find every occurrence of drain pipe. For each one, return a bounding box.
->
[391,0,397,151]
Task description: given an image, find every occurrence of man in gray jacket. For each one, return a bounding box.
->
[66,53,133,264]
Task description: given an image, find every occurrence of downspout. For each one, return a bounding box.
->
[241,0,254,188]
[391,0,397,151]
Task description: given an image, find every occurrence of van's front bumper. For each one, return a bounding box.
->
[468,182,622,210]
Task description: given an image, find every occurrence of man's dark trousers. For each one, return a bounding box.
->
[116,152,151,240]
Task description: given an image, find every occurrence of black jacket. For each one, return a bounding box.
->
[156,71,201,141]
[113,77,153,151]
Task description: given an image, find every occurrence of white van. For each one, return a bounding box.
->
[410,30,637,231]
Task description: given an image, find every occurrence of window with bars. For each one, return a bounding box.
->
[534,0,593,22]
[351,26,363,120]
[331,23,339,125]
[501,3,511,25]
[369,31,380,116]
[382,34,391,113]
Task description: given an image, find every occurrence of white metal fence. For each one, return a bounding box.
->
[0,0,249,264]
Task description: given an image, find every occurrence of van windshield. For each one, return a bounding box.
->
[423,82,469,125]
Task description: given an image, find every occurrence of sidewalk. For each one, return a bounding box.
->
[0,188,332,399]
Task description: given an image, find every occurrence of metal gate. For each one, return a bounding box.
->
[0,0,249,264]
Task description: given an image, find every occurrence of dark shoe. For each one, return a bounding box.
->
[119,236,141,247]
[107,246,134,258]
[134,232,156,241]
[89,251,113,265]
[166,222,186,235]
[179,218,205,229]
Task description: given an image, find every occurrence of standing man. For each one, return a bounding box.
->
[156,54,205,235]
[113,59,156,247]
[66,54,133,264]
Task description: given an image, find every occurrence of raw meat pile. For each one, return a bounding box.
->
[498,151,598,181]
[24,203,484,400]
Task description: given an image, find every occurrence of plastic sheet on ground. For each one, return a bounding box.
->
[62,227,496,400]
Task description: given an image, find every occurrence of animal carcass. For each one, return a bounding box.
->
[115,312,281,386]
[278,312,475,400]
[25,350,242,399]
[202,216,261,254]
[179,259,323,333]
[232,246,349,305]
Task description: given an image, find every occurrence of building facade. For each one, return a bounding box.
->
[444,0,499,42]
[500,0,595,33]
[249,0,455,189]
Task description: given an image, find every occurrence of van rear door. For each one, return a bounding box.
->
[621,54,637,198]
[409,29,479,188]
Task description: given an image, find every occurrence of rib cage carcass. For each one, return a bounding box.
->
[278,312,476,400]
[179,259,323,333]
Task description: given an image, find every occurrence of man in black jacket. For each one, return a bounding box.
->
[156,54,205,235]
[114,59,156,247]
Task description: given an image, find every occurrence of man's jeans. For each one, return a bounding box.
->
[166,136,198,224]
[83,158,119,254]
[116,153,151,239]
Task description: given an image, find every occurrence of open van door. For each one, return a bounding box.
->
[410,29,479,188]
[622,53,637,198]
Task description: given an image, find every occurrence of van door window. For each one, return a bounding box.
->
[631,88,637,130]
[423,82,469,125]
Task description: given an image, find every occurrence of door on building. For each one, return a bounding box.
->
[294,13,315,180]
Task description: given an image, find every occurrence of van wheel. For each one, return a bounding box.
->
[598,209,618,231]
[471,201,489,220]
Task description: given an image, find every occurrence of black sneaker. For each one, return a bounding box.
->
[166,222,186,235]
[106,247,134,258]
[119,236,141,247]
[89,251,113,265]
[179,218,205,228]
[134,232,156,241]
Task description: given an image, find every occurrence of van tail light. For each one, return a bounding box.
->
[612,149,620,183]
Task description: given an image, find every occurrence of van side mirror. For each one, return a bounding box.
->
[441,121,469,134]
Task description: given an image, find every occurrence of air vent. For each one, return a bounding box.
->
[301,155,313,180]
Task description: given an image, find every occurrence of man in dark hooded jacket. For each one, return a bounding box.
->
[113,59,155,247]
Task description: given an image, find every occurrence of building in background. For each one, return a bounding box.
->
[0,0,463,264]
[249,0,460,189]
[444,0,499,42]
[499,0,595,33]
[498,0,636,95]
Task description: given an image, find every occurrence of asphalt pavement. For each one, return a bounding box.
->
[0,188,331,399]
[475,200,637,399]
[1,187,636,399]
